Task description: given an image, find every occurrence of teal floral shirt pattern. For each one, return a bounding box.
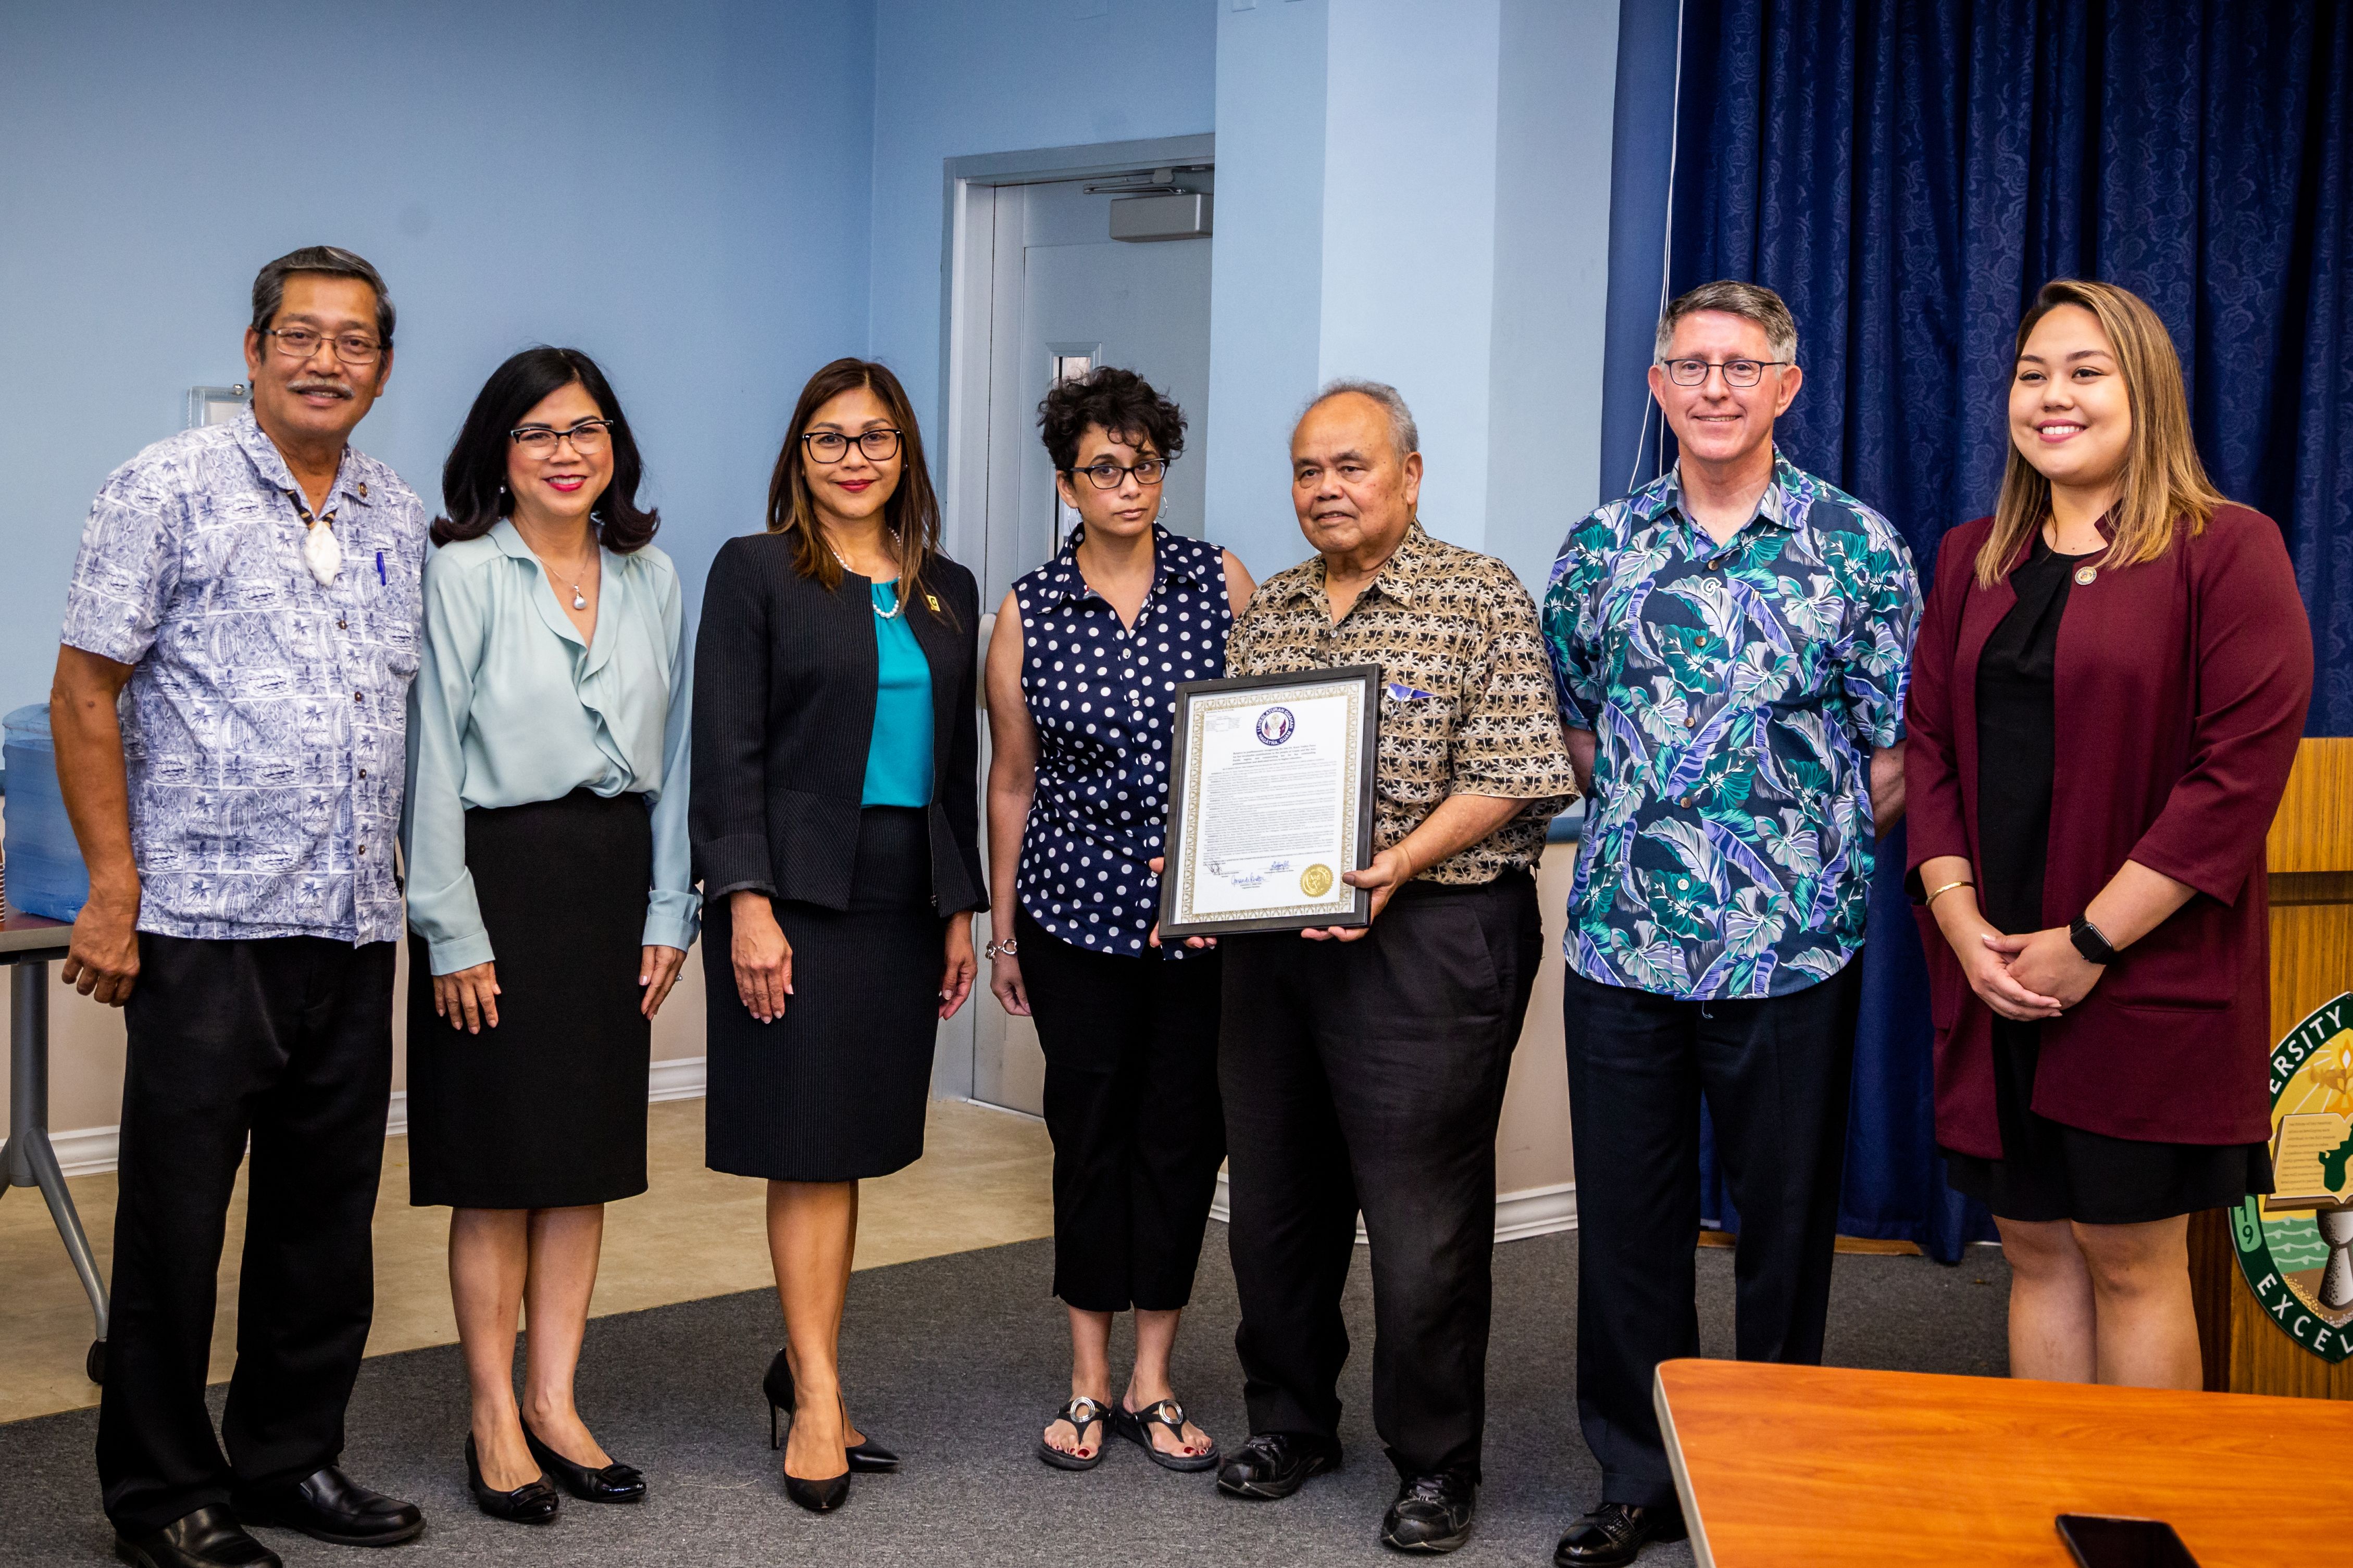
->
[1541,455,1921,1000]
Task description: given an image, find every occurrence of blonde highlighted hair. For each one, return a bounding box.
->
[1977,279,2227,587]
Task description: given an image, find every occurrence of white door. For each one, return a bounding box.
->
[966,174,1215,1117]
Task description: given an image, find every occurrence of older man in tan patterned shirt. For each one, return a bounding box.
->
[1209,379,1575,1553]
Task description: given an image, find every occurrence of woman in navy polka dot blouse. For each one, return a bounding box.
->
[984,367,1258,1474]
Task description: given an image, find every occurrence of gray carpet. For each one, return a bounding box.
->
[0,1232,2011,1567]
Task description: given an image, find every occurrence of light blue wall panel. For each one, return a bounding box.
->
[0,0,876,713]
[864,0,1218,445]
[1202,0,1330,576]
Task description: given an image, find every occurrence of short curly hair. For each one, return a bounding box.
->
[1036,366,1187,474]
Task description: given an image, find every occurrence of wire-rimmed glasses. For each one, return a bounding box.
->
[1661,357,1790,387]
[510,419,615,457]
[261,327,385,365]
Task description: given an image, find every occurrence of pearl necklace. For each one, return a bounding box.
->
[827,540,904,619]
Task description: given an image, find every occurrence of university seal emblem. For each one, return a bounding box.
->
[2232,992,2353,1363]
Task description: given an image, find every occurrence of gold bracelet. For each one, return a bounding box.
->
[1923,878,1975,908]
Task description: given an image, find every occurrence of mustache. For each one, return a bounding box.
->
[287,378,353,399]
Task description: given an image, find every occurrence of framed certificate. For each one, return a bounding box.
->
[1158,666,1380,938]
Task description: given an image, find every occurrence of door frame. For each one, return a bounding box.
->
[930,133,1213,1102]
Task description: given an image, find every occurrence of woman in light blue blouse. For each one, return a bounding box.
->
[401,347,698,1524]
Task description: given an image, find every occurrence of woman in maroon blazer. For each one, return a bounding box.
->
[1904,279,2312,1390]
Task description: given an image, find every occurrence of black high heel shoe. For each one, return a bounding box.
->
[521,1419,647,1504]
[763,1347,900,1473]
[466,1435,561,1525]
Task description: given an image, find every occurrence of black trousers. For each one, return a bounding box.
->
[1561,958,1863,1509]
[1220,872,1541,1483]
[96,935,397,1534]
[1017,909,1224,1312]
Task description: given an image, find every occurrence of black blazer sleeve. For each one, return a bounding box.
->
[933,562,987,913]
[690,536,776,901]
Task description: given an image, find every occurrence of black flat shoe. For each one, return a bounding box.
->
[1109,1396,1219,1472]
[114,1506,281,1568]
[764,1346,899,1472]
[522,1419,646,1504]
[1383,1471,1477,1554]
[465,1436,561,1525]
[1214,1432,1341,1500]
[1553,1501,1688,1566]
[1036,1395,1111,1471]
[233,1466,424,1547]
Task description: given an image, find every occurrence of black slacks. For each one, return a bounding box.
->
[97,935,396,1534]
[1017,909,1225,1312]
[1561,958,1863,1509]
[1220,871,1541,1483]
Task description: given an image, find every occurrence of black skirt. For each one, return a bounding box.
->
[1945,1019,2275,1225]
[703,807,942,1183]
[406,789,655,1210]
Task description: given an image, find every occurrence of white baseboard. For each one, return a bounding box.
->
[46,1056,713,1180]
[1209,1170,1577,1245]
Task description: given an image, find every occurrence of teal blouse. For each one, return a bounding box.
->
[862,581,934,807]
[401,521,701,974]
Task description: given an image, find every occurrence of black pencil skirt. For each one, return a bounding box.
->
[703,806,943,1183]
[406,789,654,1210]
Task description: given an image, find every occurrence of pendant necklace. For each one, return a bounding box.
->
[827,538,904,619]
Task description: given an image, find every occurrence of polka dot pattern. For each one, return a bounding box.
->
[1013,525,1231,959]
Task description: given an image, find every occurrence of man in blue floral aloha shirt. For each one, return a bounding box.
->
[1540,282,1921,1568]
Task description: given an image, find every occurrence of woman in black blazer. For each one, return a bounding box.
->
[691,358,983,1513]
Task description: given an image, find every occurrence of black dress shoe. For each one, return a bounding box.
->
[114,1507,281,1568]
[465,1436,562,1525]
[233,1466,424,1547]
[1214,1432,1341,1501]
[1553,1501,1688,1566]
[522,1420,647,1503]
[1383,1471,1477,1553]
[764,1346,900,1472]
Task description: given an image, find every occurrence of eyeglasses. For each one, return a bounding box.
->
[1065,458,1170,490]
[1661,357,1790,387]
[511,419,615,457]
[260,327,385,365]
[803,429,902,463]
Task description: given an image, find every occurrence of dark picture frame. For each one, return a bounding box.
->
[1157,665,1381,938]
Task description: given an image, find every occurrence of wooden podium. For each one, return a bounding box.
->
[2187,736,2353,1399]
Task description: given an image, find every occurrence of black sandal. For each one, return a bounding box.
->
[1110,1397,1218,1472]
[1036,1396,1111,1471]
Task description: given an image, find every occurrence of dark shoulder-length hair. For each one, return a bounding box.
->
[765,357,947,619]
[434,346,659,551]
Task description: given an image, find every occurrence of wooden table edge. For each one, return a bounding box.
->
[1653,1363,1714,1568]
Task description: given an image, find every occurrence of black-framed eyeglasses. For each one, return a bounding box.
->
[510,419,614,457]
[1662,357,1789,387]
[1063,457,1171,490]
[803,429,902,463]
[261,326,385,365]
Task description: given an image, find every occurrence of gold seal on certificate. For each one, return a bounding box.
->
[1157,666,1380,938]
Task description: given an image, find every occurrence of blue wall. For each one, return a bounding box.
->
[864,0,1219,439]
[0,0,877,714]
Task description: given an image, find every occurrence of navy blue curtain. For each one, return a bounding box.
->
[1670,0,2353,1261]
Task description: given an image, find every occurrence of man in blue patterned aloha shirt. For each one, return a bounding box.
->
[53,248,429,1568]
[1541,282,1921,1568]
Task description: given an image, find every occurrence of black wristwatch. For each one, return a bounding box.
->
[2069,915,2119,966]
